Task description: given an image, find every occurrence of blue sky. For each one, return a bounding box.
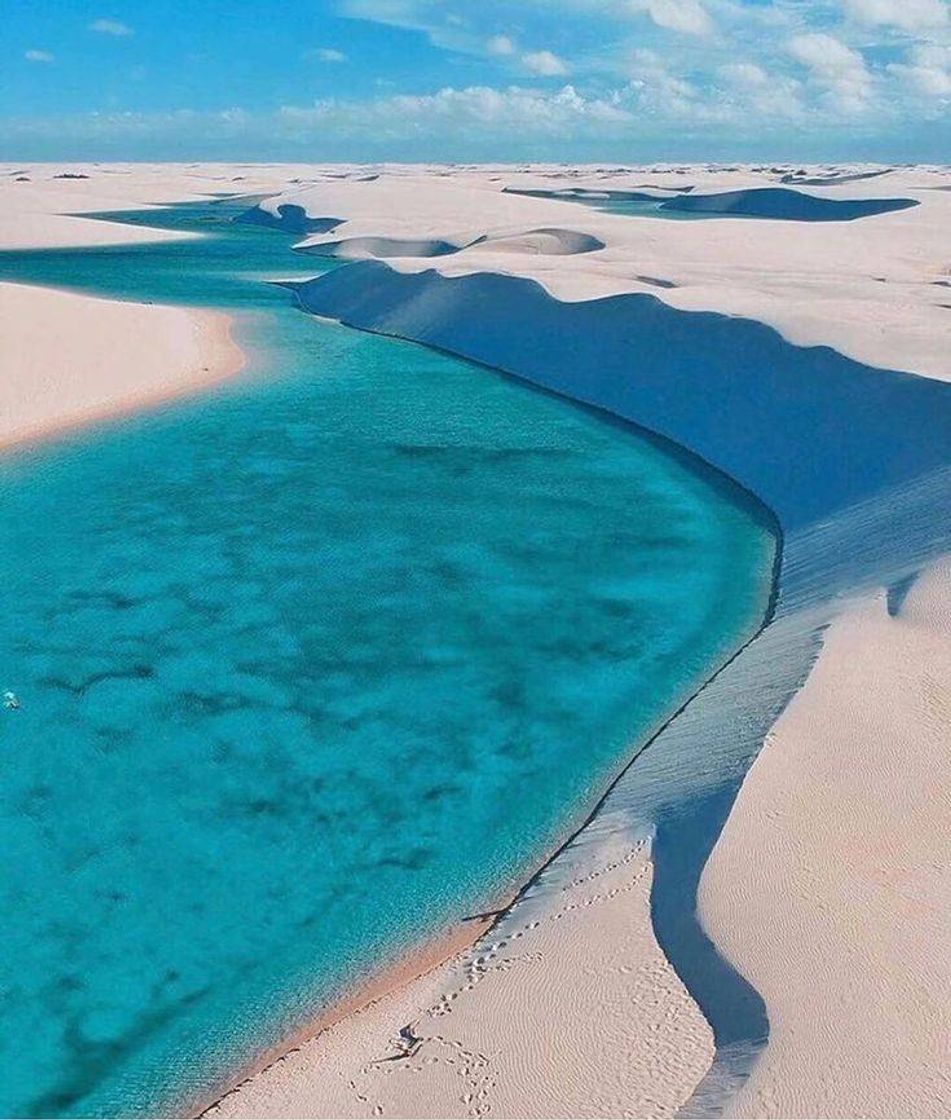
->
[2,0,949,161]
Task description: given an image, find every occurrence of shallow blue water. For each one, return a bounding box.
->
[0,203,775,1117]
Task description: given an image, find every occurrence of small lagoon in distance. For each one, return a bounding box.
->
[0,202,776,1117]
[502,184,918,221]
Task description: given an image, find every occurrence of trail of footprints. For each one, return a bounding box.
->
[349,840,651,1117]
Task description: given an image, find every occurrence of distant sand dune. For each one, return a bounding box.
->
[239,202,342,234]
[295,228,604,261]
[296,235,462,259]
[473,228,605,256]
[659,186,917,221]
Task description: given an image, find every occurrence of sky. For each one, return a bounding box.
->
[2,0,949,162]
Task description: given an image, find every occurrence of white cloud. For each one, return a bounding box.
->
[888,42,951,97]
[629,0,716,37]
[628,48,695,99]
[842,0,948,32]
[89,18,134,36]
[279,83,630,138]
[307,47,348,62]
[788,32,873,111]
[487,34,516,56]
[521,49,569,76]
[8,0,951,156]
[718,61,769,87]
[24,49,54,63]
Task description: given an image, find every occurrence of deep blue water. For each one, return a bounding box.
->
[0,202,775,1117]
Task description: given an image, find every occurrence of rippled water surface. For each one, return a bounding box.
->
[0,202,775,1117]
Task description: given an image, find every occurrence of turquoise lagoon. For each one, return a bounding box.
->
[0,203,775,1117]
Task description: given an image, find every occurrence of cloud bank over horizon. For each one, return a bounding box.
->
[2,0,949,161]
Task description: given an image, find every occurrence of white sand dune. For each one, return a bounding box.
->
[0,282,243,448]
[296,234,463,259]
[297,227,604,260]
[700,560,951,1119]
[278,167,949,379]
[476,227,605,255]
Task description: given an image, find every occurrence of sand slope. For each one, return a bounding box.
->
[700,560,951,1118]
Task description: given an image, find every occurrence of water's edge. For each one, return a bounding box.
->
[181,316,781,1120]
[279,298,783,1116]
[0,210,780,1119]
[290,258,950,1114]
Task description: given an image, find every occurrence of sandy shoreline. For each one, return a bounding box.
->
[2,162,949,1119]
[204,834,715,1120]
[199,538,778,1119]
[192,915,499,1120]
[0,282,245,452]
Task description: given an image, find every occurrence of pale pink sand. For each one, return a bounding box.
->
[700,560,951,1119]
[205,836,713,1120]
[0,282,244,449]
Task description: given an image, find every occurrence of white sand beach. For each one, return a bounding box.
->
[0,282,243,448]
[0,166,275,446]
[2,162,948,1119]
[205,835,714,1120]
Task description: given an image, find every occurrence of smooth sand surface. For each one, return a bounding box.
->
[0,282,244,448]
[206,835,714,1120]
[700,559,951,1118]
[284,166,950,380]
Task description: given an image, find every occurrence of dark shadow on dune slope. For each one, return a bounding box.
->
[504,186,666,203]
[291,260,951,1114]
[293,263,949,534]
[295,235,461,259]
[636,274,678,288]
[479,228,606,254]
[238,203,342,234]
[660,187,917,221]
[295,229,606,261]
